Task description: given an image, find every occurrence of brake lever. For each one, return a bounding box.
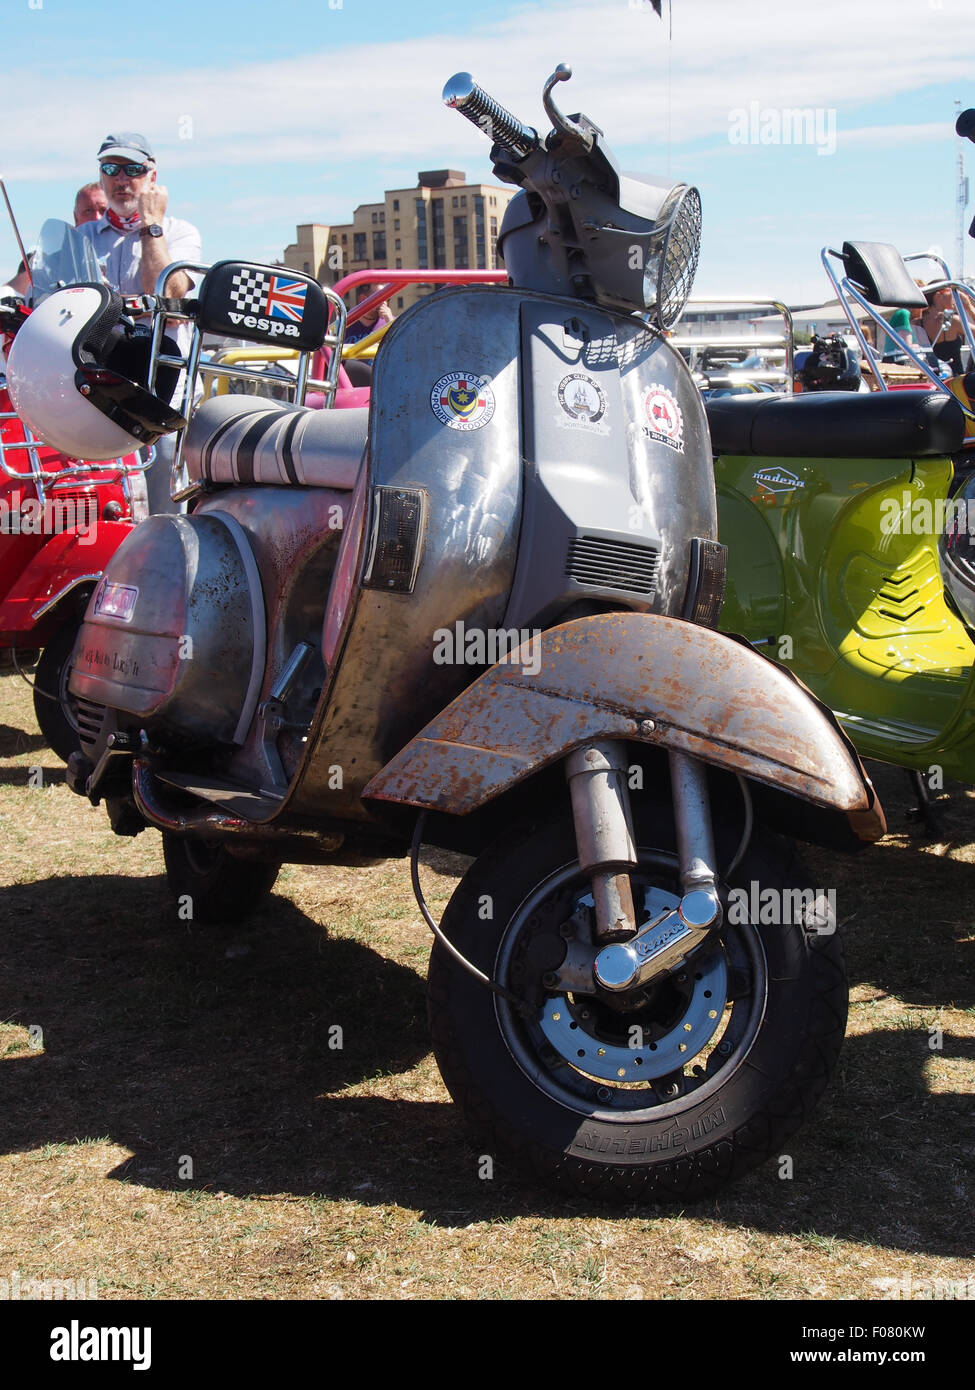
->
[542,63,601,155]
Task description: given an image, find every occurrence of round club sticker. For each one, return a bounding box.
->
[642,383,684,453]
[431,371,496,431]
[557,372,607,429]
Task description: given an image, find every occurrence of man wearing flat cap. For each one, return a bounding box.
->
[78,132,201,513]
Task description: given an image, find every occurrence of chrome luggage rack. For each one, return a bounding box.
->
[822,246,975,418]
[146,262,348,504]
[146,263,509,504]
[0,403,151,506]
[669,298,795,392]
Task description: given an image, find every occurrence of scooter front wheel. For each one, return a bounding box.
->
[162,833,282,925]
[428,807,847,1203]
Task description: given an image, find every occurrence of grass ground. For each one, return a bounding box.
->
[0,668,972,1300]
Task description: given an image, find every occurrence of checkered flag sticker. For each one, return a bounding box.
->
[229,268,271,316]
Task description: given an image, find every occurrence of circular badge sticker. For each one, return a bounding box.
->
[643,383,684,452]
[557,372,606,425]
[431,371,496,431]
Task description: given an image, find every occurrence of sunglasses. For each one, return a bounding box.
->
[99,161,150,178]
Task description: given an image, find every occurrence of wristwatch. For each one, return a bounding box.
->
[139,224,164,239]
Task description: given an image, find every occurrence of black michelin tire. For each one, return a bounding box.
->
[162,832,282,925]
[427,804,847,1203]
[32,620,83,764]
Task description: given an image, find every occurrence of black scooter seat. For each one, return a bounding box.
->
[705,389,965,459]
[183,395,368,489]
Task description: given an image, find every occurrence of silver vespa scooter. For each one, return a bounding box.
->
[34,67,884,1201]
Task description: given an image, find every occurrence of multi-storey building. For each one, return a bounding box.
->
[282,169,515,313]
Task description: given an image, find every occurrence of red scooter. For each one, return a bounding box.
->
[0,218,148,760]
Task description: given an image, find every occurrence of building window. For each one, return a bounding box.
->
[432,199,446,269]
[460,195,466,207]
[341,233,347,243]
[451,195,458,207]
[453,214,469,269]
[379,211,385,223]
[395,258,402,269]
[371,211,378,224]
[393,199,399,211]
[394,219,400,231]
[397,295,404,309]
[353,232,367,260]
[474,195,485,269]
[415,198,428,269]
[490,215,499,268]
[303,261,310,274]
[373,231,386,260]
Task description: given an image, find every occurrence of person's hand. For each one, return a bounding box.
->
[137,183,169,226]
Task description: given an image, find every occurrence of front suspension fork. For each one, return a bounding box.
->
[564,742,723,991]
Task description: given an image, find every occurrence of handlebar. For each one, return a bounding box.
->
[442,72,538,156]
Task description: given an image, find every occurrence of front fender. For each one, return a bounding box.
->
[363,613,884,841]
[0,520,132,639]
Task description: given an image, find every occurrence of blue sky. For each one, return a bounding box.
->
[2,0,974,303]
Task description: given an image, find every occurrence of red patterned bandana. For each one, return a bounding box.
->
[106,207,141,233]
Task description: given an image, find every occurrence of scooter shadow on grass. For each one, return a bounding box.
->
[0,763,65,787]
[0,724,46,759]
[0,870,970,1253]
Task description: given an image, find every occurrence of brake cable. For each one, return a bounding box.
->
[409,812,529,1010]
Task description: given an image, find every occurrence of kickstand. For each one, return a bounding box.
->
[905,769,943,838]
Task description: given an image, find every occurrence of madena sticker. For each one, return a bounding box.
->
[642,383,684,453]
[431,371,496,431]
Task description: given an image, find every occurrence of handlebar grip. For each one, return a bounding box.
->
[442,72,538,156]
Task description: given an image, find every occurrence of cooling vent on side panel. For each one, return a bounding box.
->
[565,535,660,596]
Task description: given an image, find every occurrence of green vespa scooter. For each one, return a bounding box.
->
[712,239,975,793]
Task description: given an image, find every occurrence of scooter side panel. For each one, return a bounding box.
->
[717,449,975,758]
[70,514,258,742]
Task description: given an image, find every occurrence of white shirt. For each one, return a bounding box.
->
[77,214,202,355]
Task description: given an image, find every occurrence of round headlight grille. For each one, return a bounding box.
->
[651,186,702,330]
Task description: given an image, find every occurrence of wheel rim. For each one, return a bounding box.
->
[493,850,768,1122]
[56,648,82,736]
[183,838,226,876]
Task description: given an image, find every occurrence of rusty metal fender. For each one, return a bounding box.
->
[362,613,885,841]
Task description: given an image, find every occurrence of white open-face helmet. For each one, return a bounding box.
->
[6,283,184,460]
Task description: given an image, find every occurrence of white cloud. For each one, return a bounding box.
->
[3,0,974,181]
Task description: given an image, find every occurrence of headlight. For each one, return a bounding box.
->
[643,186,702,330]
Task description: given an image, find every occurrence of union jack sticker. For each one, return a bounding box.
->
[229,269,307,323]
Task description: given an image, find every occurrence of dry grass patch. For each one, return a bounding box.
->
[0,669,972,1300]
